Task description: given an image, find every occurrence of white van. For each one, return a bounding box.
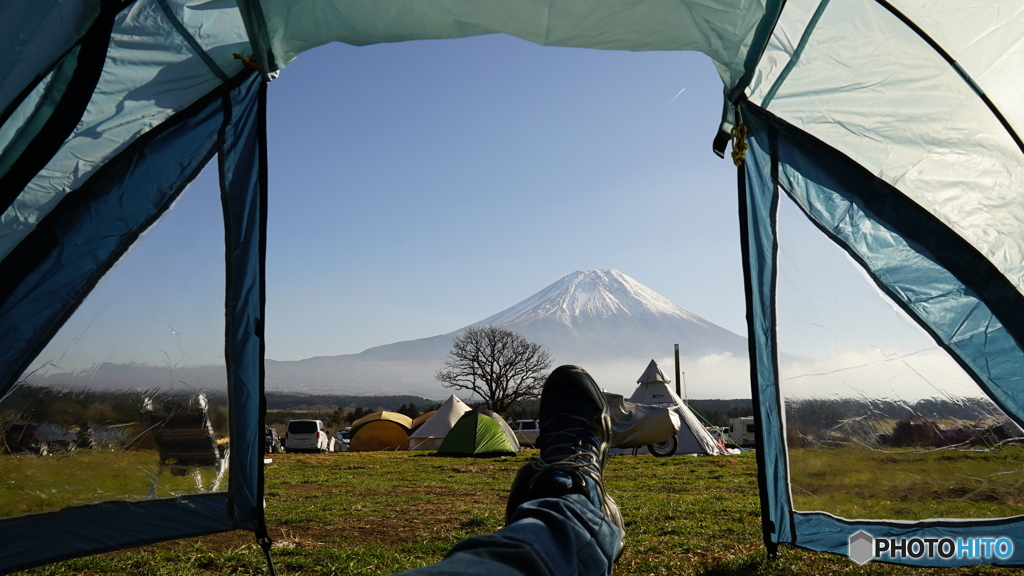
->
[285,419,333,453]
[727,416,756,448]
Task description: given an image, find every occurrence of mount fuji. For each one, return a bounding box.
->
[263,270,749,397]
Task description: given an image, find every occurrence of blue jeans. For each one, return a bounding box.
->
[395,494,621,576]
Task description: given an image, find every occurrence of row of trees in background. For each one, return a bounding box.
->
[783,396,1018,448]
[1,385,230,436]
[686,400,754,428]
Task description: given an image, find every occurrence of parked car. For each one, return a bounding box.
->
[284,419,333,453]
[265,426,283,454]
[3,422,78,455]
[511,419,540,447]
[334,427,351,452]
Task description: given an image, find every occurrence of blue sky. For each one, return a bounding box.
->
[261,34,743,360]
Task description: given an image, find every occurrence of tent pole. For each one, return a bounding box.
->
[674,344,682,400]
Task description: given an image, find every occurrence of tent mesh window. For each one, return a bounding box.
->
[776,194,1024,521]
[0,164,230,517]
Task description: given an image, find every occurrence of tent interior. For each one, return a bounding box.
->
[3,0,1024,572]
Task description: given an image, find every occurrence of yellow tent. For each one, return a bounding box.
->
[349,411,413,452]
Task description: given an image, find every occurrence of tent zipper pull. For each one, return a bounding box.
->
[731,124,748,167]
[233,53,259,70]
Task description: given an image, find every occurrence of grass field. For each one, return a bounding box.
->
[0,450,225,517]
[788,446,1024,520]
[17,450,1024,575]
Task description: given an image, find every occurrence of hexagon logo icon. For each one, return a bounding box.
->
[848,530,874,565]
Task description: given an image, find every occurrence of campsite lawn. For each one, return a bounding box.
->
[20,450,1023,575]
[788,446,1024,520]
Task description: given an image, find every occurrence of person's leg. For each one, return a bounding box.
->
[394,494,619,576]
[395,366,624,576]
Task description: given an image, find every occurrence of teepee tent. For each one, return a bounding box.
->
[405,395,471,451]
[436,409,520,458]
[622,360,730,457]
[4,0,1024,570]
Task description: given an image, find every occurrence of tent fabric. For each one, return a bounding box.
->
[405,394,471,450]
[636,359,671,386]
[349,420,411,452]
[0,0,251,393]
[741,103,1024,565]
[0,71,267,574]
[235,0,773,96]
[351,410,414,430]
[349,412,413,452]
[734,0,1024,564]
[0,1,265,572]
[436,409,520,458]
[1,0,249,264]
[4,0,1024,570]
[746,0,1024,294]
[411,411,438,431]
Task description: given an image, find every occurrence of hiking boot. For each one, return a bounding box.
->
[505,365,625,556]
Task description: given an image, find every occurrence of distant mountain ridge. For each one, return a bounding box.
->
[27,270,749,397]
[264,269,746,395]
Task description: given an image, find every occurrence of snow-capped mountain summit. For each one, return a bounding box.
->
[475,269,710,328]
[467,269,744,360]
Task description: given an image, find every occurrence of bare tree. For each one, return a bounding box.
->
[435,326,552,415]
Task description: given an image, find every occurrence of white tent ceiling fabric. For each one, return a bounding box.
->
[241,0,767,91]
[747,0,1024,294]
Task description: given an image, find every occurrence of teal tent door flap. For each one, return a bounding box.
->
[0,72,268,575]
[740,102,1024,566]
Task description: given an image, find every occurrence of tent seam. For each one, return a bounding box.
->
[0,0,136,131]
[869,0,1024,158]
[760,0,830,109]
[155,0,229,82]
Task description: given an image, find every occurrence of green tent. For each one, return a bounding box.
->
[436,410,521,458]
